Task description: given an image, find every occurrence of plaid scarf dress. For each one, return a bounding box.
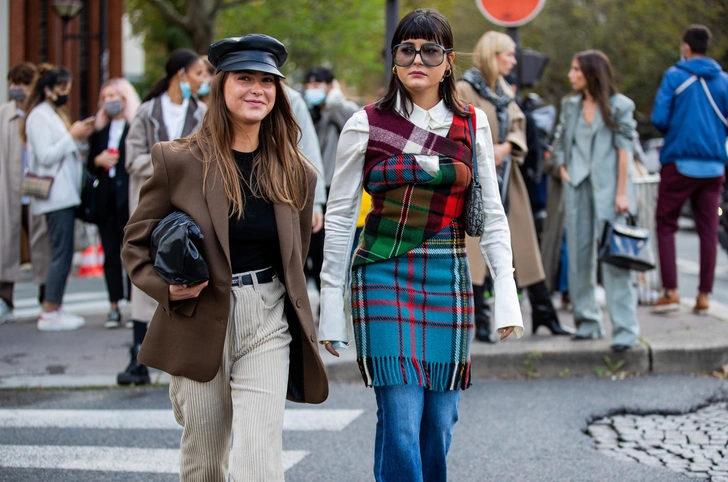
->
[350,104,475,391]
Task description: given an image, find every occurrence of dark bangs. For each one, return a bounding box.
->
[392,10,450,48]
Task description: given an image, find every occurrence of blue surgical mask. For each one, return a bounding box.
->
[180,80,192,100]
[304,88,327,107]
[197,81,210,97]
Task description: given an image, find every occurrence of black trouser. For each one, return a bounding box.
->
[305,228,325,291]
[98,209,130,303]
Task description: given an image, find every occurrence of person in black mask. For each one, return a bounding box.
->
[0,62,50,325]
[21,63,94,331]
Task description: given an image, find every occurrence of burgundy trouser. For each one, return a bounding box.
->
[656,163,725,293]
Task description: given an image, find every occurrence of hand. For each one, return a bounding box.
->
[70,120,94,140]
[311,212,324,234]
[543,151,551,160]
[322,341,339,357]
[169,281,208,301]
[559,165,571,183]
[94,149,120,169]
[614,193,630,214]
[500,326,515,340]
[493,143,512,166]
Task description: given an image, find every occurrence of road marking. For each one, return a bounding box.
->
[0,408,364,432]
[677,258,728,276]
[0,445,307,473]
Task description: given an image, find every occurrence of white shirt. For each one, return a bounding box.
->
[107,118,126,150]
[160,92,188,140]
[318,99,524,346]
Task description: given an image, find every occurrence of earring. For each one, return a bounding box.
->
[392,66,397,75]
[444,68,452,77]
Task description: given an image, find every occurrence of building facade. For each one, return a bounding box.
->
[3,0,125,120]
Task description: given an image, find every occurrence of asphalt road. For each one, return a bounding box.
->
[0,376,726,481]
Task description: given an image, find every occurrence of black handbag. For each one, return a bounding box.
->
[464,106,485,237]
[75,170,101,224]
[598,215,655,272]
[150,211,210,285]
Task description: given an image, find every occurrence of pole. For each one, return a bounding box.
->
[506,27,523,99]
[384,0,398,85]
[99,0,108,85]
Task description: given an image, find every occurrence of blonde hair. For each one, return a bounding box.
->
[473,31,516,92]
[186,72,309,218]
[94,78,141,130]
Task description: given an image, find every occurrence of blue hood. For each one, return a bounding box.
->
[676,57,723,80]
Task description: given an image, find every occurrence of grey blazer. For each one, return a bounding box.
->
[552,93,637,221]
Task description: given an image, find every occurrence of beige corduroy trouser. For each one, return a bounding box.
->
[169,274,292,482]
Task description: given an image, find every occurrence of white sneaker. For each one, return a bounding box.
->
[0,299,17,324]
[37,310,85,331]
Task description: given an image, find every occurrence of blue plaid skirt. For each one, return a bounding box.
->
[351,219,473,391]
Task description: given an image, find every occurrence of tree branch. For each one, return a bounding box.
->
[147,0,189,29]
[219,0,251,9]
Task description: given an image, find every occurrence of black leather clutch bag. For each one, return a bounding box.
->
[150,211,210,285]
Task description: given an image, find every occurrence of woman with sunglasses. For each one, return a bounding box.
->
[319,9,522,481]
[457,31,571,340]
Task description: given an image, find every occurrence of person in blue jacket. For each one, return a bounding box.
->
[651,24,728,315]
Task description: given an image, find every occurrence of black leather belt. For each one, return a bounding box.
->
[231,266,277,287]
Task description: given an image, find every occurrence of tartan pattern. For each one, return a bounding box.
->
[353,105,475,267]
[352,219,473,391]
[349,106,477,391]
[20,173,54,199]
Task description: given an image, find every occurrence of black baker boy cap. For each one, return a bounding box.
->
[207,34,288,78]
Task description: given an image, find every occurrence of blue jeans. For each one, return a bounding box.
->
[373,385,460,482]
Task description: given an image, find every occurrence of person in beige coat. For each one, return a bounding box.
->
[0,62,49,323]
[457,31,571,340]
[119,48,206,385]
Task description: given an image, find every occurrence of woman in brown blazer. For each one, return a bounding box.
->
[121,35,328,481]
[457,31,571,339]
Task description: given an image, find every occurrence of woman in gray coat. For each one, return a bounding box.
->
[553,50,639,352]
[119,49,206,385]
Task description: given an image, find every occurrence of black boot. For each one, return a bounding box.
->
[117,344,151,385]
[473,284,495,343]
[527,281,573,335]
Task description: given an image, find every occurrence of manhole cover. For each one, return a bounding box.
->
[587,402,728,481]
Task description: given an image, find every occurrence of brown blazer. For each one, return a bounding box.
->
[121,141,328,404]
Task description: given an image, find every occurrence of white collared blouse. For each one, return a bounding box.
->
[318,99,524,346]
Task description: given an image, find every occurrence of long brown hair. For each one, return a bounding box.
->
[377,9,469,119]
[20,63,72,142]
[188,71,309,218]
[574,50,618,128]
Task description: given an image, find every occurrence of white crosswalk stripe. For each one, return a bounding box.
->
[0,408,363,475]
[12,291,114,319]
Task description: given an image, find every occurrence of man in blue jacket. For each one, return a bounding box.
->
[651,24,728,315]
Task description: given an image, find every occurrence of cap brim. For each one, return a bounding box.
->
[216,59,285,78]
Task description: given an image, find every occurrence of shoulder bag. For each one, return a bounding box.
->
[464,106,485,237]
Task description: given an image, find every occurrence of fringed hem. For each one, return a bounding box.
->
[357,356,472,391]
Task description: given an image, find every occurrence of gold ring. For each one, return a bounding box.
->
[322,340,331,346]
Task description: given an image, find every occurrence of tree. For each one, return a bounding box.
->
[138,0,251,53]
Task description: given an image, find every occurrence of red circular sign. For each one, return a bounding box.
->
[475,0,546,27]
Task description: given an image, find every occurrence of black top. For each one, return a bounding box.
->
[87,121,130,223]
[228,150,281,275]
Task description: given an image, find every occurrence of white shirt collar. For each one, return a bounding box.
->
[395,94,451,129]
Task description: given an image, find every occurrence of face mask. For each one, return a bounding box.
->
[304,88,327,107]
[104,100,124,117]
[197,81,210,97]
[180,80,192,100]
[9,88,26,103]
[52,94,69,107]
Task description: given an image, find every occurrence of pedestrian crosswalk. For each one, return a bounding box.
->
[12,291,116,320]
[0,408,363,476]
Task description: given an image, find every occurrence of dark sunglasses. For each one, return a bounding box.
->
[392,42,452,67]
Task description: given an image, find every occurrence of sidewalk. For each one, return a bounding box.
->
[1,291,726,389]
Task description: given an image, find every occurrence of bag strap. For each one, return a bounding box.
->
[465,105,479,186]
[675,74,728,128]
